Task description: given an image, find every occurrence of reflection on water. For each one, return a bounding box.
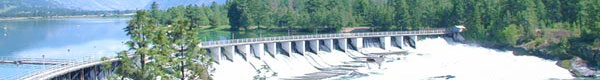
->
[0,63,59,79]
[0,18,131,58]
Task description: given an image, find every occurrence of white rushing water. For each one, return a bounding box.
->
[211,37,573,80]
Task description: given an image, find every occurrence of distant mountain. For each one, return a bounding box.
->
[0,0,226,17]
[49,0,227,11]
[49,0,151,11]
[145,0,227,10]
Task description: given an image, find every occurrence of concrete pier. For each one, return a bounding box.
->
[324,39,333,52]
[282,42,292,54]
[410,36,418,48]
[295,41,305,55]
[309,40,319,53]
[210,47,222,61]
[251,44,264,58]
[381,36,391,50]
[351,38,363,52]
[224,46,235,61]
[266,43,276,57]
[237,45,250,60]
[338,39,347,52]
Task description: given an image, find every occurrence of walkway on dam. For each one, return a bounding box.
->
[199,28,449,48]
[19,28,453,80]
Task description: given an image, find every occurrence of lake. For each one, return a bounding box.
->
[0,17,132,59]
[0,17,131,79]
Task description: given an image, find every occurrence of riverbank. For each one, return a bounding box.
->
[0,13,135,21]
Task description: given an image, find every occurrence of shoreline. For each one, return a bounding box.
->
[0,13,135,21]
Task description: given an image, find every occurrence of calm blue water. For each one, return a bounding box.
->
[0,17,130,79]
[0,17,130,59]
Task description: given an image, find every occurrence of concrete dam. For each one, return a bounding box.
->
[21,27,466,80]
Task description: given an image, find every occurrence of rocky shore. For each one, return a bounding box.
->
[462,40,599,78]
[556,57,600,77]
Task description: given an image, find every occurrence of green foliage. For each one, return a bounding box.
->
[117,2,216,79]
[559,59,572,69]
[500,24,523,46]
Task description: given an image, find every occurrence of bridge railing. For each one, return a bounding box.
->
[19,56,107,79]
[200,29,448,48]
[0,57,71,63]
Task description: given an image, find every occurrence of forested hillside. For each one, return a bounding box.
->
[222,0,600,70]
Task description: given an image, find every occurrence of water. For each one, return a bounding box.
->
[211,37,574,80]
[0,17,131,59]
[0,17,131,79]
[351,37,573,80]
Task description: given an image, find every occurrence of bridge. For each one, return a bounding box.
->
[18,27,464,80]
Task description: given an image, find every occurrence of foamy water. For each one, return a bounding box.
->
[354,37,573,80]
[211,37,573,80]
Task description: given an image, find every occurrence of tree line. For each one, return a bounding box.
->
[108,2,221,80]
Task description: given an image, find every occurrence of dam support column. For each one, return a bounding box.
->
[282,42,292,54]
[209,47,221,61]
[381,36,391,50]
[224,46,234,61]
[252,44,264,58]
[266,43,276,56]
[324,39,333,52]
[338,39,347,52]
[309,40,319,54]
[237,45,251,61]
[351,38,363,52]
[410,36,418,48]
[295,41,305,55]
[394,36,404,49]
